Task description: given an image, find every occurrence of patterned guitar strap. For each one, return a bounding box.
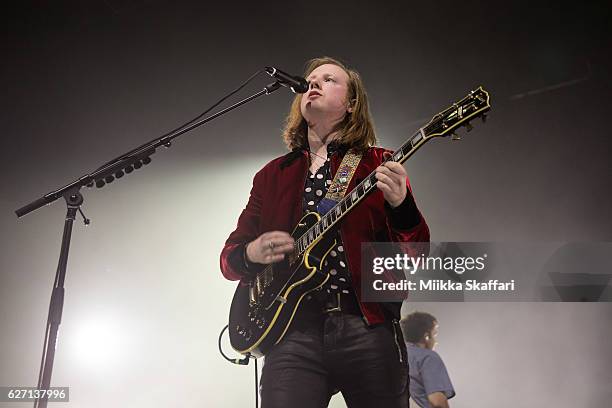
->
[316,149,363,215]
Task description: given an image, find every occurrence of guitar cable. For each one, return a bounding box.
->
[218,324,251,365]
[218,325,260,408]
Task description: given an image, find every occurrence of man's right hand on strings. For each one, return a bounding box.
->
[246,231,295,264]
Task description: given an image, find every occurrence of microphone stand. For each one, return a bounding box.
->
[15,80,283,408]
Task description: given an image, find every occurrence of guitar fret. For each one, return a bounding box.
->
[411,130,423,145]
[369,174,377,188]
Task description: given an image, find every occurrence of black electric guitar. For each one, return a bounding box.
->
[229,87,491,357]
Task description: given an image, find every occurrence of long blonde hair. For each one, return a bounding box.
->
[282,57,377,152]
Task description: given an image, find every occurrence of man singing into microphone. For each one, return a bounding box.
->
[220,57,429,408]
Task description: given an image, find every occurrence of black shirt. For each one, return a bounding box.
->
[302,145,353,295]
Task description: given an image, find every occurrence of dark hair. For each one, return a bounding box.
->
[400,311,437,343]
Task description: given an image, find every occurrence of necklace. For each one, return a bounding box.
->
[308,150,329,174]
[309,149,328,161]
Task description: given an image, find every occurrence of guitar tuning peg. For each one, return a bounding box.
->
[451,133,461,141]
[465,122,473,132]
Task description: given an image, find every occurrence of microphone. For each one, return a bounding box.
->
[265,66,309,94]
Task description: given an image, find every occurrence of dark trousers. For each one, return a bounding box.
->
[260,300,409,408]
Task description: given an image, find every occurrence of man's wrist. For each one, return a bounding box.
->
[385,192,420,230]
[387,193,406,209]
[243,242,255,270]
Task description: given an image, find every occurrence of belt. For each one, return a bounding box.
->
[311,290,362,315]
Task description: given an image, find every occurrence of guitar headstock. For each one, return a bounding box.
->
[422,87,491,140]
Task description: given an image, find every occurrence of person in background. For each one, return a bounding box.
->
[400,311,455,408]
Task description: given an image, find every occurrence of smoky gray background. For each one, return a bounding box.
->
[1,1,611,407]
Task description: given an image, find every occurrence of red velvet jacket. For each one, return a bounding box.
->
[220,146,430,325]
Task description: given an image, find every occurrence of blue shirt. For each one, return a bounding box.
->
[406,343,455,408]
